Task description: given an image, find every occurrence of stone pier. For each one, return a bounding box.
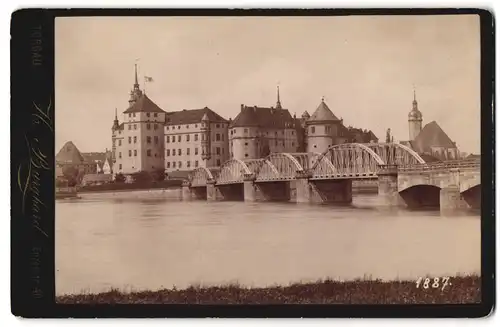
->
[378,165,404,207]
[243,174,257,202]
[309,179,353,204]
[295,171,312,203]
[440,185,469,212]
[181,180,192,201]
[206,180,224,201]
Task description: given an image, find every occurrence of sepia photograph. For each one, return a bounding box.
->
[53,14,482,305]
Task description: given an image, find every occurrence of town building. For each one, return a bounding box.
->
[229,87,303,160]
[164,107,229,172]
[56,141,98,180]
[401,91,460,161]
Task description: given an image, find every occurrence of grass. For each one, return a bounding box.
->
[56,275,481,304]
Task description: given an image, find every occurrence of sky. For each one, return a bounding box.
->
[55,15,481,154]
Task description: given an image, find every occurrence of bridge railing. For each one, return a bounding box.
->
[398,159,481,172]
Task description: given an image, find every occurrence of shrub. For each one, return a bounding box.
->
[114,173,126,183]
[130,171,152,184]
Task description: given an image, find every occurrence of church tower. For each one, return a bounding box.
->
[408,89,423,141]
[128,63,143,107]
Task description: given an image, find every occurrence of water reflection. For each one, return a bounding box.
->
[56,195,481,295]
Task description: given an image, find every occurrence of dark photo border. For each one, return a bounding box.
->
[10,8,495,318]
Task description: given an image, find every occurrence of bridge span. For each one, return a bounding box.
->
[182,143,481,212]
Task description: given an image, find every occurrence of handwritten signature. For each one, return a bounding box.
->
[17,99,53,238]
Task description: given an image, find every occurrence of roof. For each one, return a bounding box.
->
[82,174,113,185]
[165,107,227,125]
[467,154,481,159]
[412,121,457,153]
[230,105,297,128]
[347,127,378,143]
[81,151,112,164]
[56,141,85,164]
[308,100,340,123]
[123,94,166,114]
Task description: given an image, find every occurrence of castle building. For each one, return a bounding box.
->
[164,107,229,172]
[401,90,460,161]
[112,64,167,174]
[229,87,303,160]
[305,98,352,153]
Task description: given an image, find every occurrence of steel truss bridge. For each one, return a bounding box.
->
[188,142,440,187]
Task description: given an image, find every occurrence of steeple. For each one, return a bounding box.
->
[412,87,418,111]
[114,108,118,121]
[134,63,139,87]
[276,85,282,109]
[128,63,143,107]
[408,87,423,141]
[112,108,120,130]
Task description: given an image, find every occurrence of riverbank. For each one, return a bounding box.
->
[56,275,480,304]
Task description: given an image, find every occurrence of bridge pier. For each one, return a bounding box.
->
[295,172,312,203]
[181,180,192,201]
[206,180,224,201]
[440,185,469,212]
[309,179,353,204]
[378,165,405,207]
[243,175,258,202]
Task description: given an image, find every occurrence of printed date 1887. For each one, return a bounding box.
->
[415,277,452,291]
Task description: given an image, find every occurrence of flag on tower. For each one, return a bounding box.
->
[144,76,154,82]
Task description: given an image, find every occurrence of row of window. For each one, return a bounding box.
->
[236,140,294,147]
[231,129,295,136]
[166,147,224,156]
[166,133,224,143]
[117,149,161,158]
[166,159,222,169]
[165,123,224,131]
[127,123,160,131]
[128,112,159,118]
[118,136,160,146]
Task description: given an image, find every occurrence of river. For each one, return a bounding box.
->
[55,193,481,295]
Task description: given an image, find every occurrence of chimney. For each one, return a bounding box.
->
[241,104,244,111]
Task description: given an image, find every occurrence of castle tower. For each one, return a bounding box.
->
[408,89,423,141]
[276,85,282,109]
[128,63,143,107]
[111,108,120,162]
[200,112,211,161]
[305,97,342,153]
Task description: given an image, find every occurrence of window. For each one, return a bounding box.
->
[201,134,205,141]
[216,124,220,128]
[167,162,170,168]
[133,136,137,144]
[173,149,176,156]
[166,136,170,143]
[178,161,182,168]
[195,124,198,128]
[154,113,158,117]
[187,134,190,142]
[282,130,285,135]
[154,124,158,130]
[128,124,131,130]
[244,128,248,134]
[245,142,248,146]
[275,140,278,146]
[128,150,132,157]
[133,113,136,117]
[187,125,189,129]
[217,159,221,166]
[166,126,169,130]
[222,134,224,141]
[187,161,191,168]
[128,137,131,144]
[173,162,176,168]
[147,149,152,157]
[147,136,152,144]
[147,113,150,117]
[178,135,181,142]
[195,148,198,155]
[187,148,190,155]
[195,160,199,167]
[245,153,249,157]
[178,149,182,155]
[172,136,176,143]
[313,145,317,149]
[118,140,122,146]
[194,134,198,141]
[292,142,295,147]
[119,164,122,169]
[311,126,315,134]
[216,133,221,141]
[178,126,181,130]
[119,152,122,158]
[222,148,225,154]
[167,149,170,156]
[216,147,220,155]
[292,131,294,135]
[154,136,158,144]
[134,150,137,156]
[147,123,151,130]
[134,124,137,130]
[128,113,131,118]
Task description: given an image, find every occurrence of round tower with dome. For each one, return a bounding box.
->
[408,89,423,141]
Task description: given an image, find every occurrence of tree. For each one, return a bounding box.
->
[152,169,166,182]
[131,171,152,184]
[114,173,126,183]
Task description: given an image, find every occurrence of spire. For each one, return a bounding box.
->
[134,63,139,87]
[412,87,418,110]
[114,108,118,121]
[276,85,282,109]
